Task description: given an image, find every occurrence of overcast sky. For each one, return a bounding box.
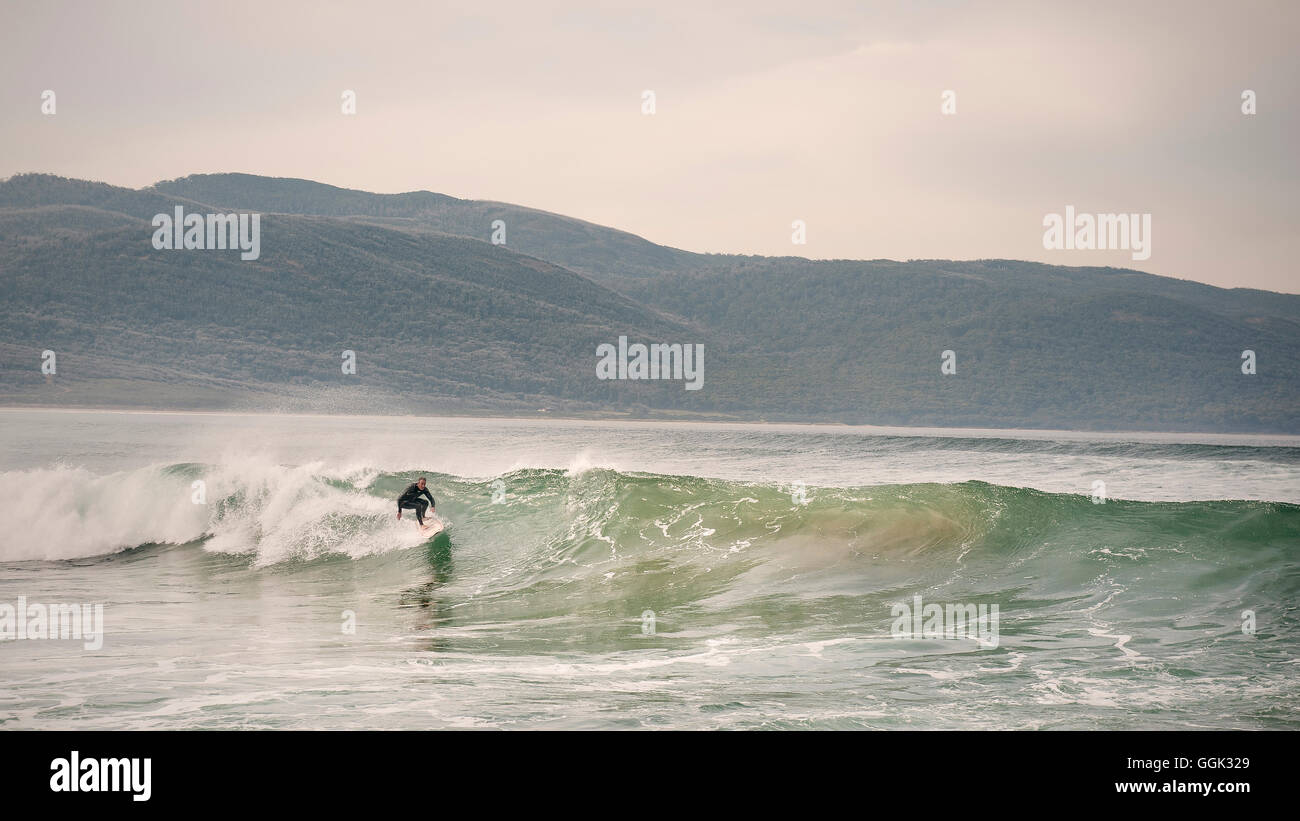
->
[2,0,1296,292]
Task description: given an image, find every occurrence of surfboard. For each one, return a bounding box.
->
[417,517,444,538]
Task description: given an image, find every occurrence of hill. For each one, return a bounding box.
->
[1,172,1295,431]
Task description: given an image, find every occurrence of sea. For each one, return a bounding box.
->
[1,408,1296,729]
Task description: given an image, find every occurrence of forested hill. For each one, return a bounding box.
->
[0,172,1295,432]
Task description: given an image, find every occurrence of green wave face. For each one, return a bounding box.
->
[361,469,1300,661]
[5,461,1298,729]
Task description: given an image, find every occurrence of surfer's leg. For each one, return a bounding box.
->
[413,499,428,525]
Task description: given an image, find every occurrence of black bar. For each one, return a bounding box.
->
[3,730,1285,808]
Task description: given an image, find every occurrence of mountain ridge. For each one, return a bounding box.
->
[1,172,1294,432]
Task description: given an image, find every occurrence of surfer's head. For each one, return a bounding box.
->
[417,477,426,488]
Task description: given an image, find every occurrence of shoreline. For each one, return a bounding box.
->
[4,403,1298,445]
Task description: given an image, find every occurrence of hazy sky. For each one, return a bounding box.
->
[2,0,1296,292]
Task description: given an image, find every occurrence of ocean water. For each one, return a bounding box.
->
[1,409,1297,729]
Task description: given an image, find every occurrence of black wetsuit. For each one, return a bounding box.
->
[397,483,436,524]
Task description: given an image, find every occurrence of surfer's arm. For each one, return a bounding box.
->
[422,489,436,509]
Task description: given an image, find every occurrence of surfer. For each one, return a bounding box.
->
[396,477,436,526]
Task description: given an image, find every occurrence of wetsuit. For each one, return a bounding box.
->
[397,483,436,525]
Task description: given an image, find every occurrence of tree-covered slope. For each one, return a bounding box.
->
[1,173,1295,431]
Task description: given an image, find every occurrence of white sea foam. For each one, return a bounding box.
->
[0,455,428,563]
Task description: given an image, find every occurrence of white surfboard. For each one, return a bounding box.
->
[417,517,444,538]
